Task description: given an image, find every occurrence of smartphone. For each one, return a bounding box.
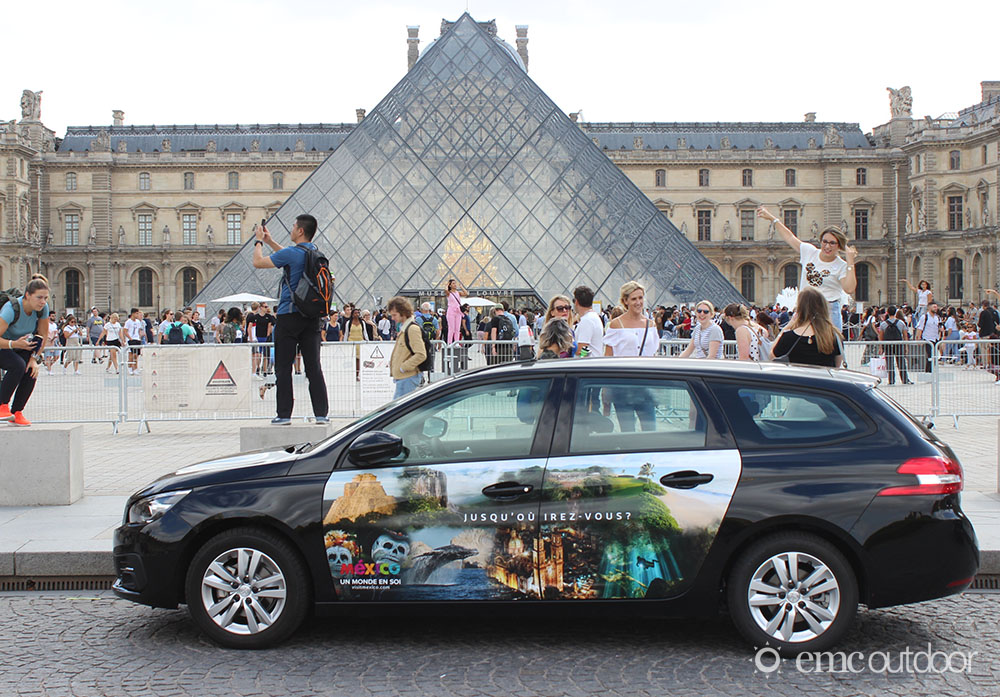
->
[261,218,267,228]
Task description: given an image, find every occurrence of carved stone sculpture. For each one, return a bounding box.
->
[88,224,97,246]
[20,90,42,121]
[905,212,912,235]
[118,225,125,246]
[294,138,306,152]
[92,130,110,152]
[983,205,991,227]
[917,206,926,232]
[161,138,171,152]
[206,139,217,153]
[162,225,171,245]
[810,220,819,237]
[117,139,127,153]
[824,125,844,148]
[720,136,731,149]
[633,136,643,150]
[764,137,774,149]
[723,220,732,241]
[250,139,260,152]
[807,137,817,149]
[206,225,214,245]
[886,86,913,118]
[965,207,972,229]
[677,137,687,149]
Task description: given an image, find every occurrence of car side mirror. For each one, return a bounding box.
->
[347,431,403,465]
[422,416,448,439]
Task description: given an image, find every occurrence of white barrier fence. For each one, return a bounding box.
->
[8,338,1000,431]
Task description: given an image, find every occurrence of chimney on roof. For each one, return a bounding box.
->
[804,112,816,123]
[113,110,124,127]
[356,109,366,123]
[515,25,529,72]
[982,81,1000,103]
[407,26,420,71]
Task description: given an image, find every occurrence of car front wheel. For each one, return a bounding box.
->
[727,532,858,656]
[185,527,310,649]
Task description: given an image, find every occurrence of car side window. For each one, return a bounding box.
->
[710,382,869,447]
[377,379,551,466]
[569,378,707,454]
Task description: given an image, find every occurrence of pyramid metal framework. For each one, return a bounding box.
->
[194,14,745,311]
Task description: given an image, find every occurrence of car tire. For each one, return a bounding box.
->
[184,527,311,649]
[727,532,858,656]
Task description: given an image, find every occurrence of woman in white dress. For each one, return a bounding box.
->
[603,281,660,432]
[679,300,724,359]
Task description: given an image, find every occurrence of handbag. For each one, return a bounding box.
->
[771,331,804,364]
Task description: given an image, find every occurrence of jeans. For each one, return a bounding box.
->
[274,313,327,419]
[393,374,421,399]
[828,300,843,331]
[0,336,43,413]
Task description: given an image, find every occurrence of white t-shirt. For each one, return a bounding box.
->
[604,321,659,357]
[105,322,122,342]
[917,289,931,308]
[378,318,391,335]
[124,318,145,341]
[915,313,940,342]
[798,242,848,302]
[157,320,172,338]
[574,310,604,357]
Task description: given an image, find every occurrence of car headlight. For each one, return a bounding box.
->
[127,490,191,525]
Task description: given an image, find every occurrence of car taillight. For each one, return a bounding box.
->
[877,456,963,496]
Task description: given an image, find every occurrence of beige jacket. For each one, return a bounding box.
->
[390,318,427,380]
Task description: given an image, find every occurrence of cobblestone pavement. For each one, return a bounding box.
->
[0,591,997,697]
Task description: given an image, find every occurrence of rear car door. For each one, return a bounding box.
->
[322,377,558,601]
[537,375,742,600]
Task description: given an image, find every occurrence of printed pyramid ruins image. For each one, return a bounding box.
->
[194,13,745,310]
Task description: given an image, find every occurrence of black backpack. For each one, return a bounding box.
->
[496,313,516,341]
[882,319,903,341]
[167,323,186,344]
[404,319,434,372]
[0,288,30,326]
[283,244,333,319]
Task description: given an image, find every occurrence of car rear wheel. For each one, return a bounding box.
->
[185,527,310,649]
[727,532,858,656]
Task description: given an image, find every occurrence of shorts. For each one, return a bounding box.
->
[128,339,142,356]
[107,339,121,347]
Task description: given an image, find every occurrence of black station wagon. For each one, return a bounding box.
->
[114,358,978,655]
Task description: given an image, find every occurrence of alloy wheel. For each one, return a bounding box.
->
[199,547,288,635]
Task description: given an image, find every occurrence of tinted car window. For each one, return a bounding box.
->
[570,378,707,454]
[377,379,551,465]
[710,382,869,447]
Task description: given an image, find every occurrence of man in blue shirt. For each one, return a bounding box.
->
[252,214,329,425]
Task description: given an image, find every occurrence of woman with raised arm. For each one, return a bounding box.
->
[899,278,933,322]
[757,206,857,331]
[444,278,468,344]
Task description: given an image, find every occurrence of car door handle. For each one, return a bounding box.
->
[659,470,714,489]
[482,481,534,499]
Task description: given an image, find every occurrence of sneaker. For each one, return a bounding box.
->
[0,404,12,421]
[315,416,330,424]
[75,370,81,375]
[11,411,30,427]
[271,417,291,425]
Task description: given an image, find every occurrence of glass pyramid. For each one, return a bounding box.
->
[194,13,745,311]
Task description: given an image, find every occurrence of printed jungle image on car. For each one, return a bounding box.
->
[321,451,741,601]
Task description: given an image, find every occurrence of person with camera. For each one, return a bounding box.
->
[0,276,51,426]
[252,215,329,425]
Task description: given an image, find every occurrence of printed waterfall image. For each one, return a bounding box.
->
[321,452,740,602]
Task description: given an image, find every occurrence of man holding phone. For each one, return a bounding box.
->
[252,215,329,425]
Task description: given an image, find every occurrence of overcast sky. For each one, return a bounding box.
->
[6,0,998,137]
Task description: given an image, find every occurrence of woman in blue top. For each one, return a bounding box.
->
[0,275,51,426]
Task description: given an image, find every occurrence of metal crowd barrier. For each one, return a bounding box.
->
[13,337,1000,432]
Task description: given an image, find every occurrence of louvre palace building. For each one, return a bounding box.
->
[2,16,998,314]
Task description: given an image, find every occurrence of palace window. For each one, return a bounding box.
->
[854,209,869,240]
[139,172,150,191]
[948,257,964,299]
[742,168,753,187]
[698,169,710,187]
[65,172,77,191]
[226,213,241,245]
[64,213,79,245]
[984,145,989,165]
[855,263,870,302]
[272,171,284,190]
[697,210,711,241]
[181,268,198,305]
[182,213,197,245]
[947,196,963,231]
[949,150,961,170]
[65,269,81,309]
[138,214,153,246]
[785,169,796,187]
[740,264,756,302]
[783,264,800,289]
[183,172,195,190]
[740,209,755,241]
[782,209,798,234]
[654,169,666,188]
[138,268,153,307]
[856,168,867,186]
[228,171,239,190]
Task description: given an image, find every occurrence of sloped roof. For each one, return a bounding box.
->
[57,123,355,153]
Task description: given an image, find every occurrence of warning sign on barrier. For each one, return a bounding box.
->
[143,346,251,415]
[359,342,395,412]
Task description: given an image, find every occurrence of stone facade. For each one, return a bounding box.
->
[1,74,997,313]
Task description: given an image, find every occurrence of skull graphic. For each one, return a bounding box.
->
[372,533,410,565]
[327,546,353,575]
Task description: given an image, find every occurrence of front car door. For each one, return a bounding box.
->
[321,377,559,601]
[537,375,742,600]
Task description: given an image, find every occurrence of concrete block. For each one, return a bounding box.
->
[15,540,113,576]
[980,549,1000,575]
[239,424,333,453]
[0,425,83,506]
[0,548,15,575]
